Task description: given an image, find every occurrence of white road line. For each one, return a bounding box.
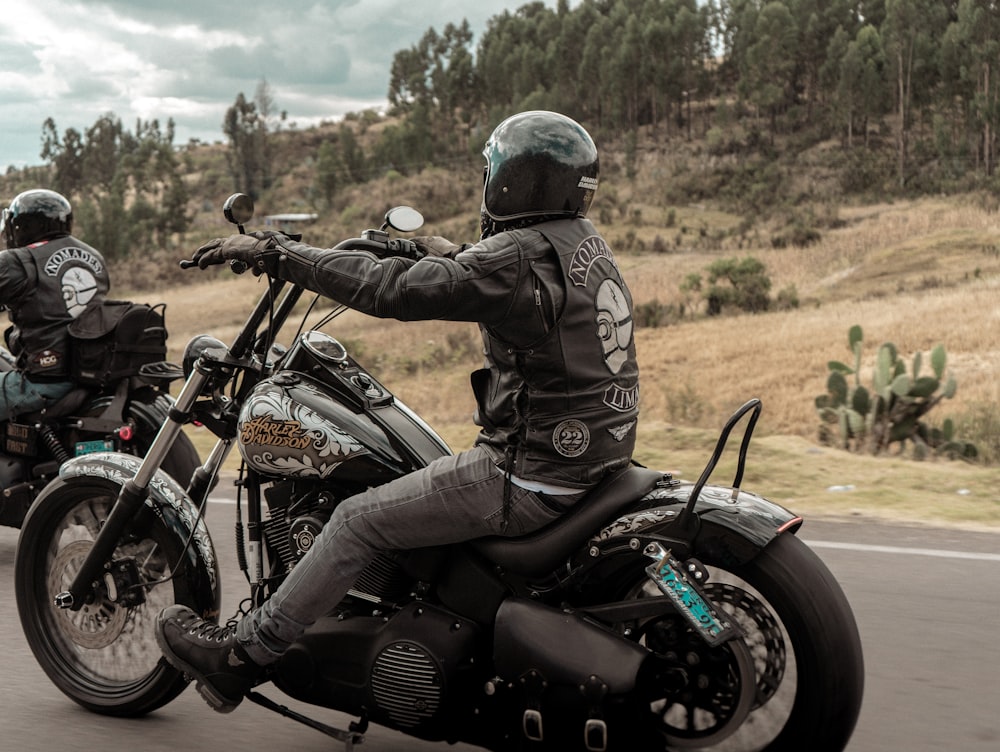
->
[805,539,1000,562]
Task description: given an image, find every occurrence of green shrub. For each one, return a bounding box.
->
[704,256,772,315]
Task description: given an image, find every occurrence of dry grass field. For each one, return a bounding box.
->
[133,193,1000,531]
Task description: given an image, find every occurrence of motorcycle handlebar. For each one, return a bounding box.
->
[178,258,250,274]
[332,237,420,258]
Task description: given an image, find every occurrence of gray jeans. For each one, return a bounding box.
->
[237,444,584,664]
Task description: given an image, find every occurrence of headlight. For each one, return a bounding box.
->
[182,334,227,379]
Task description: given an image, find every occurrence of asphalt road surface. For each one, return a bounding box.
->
[1,503,997,752]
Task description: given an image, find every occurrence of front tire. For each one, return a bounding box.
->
[14,477,206,716]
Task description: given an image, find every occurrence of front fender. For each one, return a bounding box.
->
[589,479,802,566]
[57,451,220,611]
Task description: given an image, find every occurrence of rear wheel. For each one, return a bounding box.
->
[66,393,202,489]
[138,428,201,489]
[113,392,202,488]
[14,477,206,716]
[607,532,863,751]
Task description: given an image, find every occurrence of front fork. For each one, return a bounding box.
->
[54,366,221,611]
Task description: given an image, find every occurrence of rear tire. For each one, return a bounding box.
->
[14,477,205,716]
[604,532,864,751]
[125,394,202,488]
[739,533,864,752]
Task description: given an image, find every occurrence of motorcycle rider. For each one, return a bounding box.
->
[0,189,110,420]
[155,110,641,713]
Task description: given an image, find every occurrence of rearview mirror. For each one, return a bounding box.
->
[223,193,255,226]
[383,206,423,233]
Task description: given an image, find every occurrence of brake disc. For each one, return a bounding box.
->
[47,540,129,649]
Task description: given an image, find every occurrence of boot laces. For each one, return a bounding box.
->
[187,618,236,644]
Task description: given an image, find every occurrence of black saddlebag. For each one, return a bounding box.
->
[493,598,649,751]
[68,299,167,387]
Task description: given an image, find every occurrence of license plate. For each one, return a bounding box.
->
[75,439,115,456]
[645,553,740,647]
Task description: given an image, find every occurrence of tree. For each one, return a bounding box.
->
[881,0,947,186]
[684,1,715,138]
[839,25,888,147]
[40,119,85,196]
[82,114,124,191]
[742,2,798,140]
[223,91,267,199]
[388,28,437,112]
[37,113,188,258]
[314,140,341,207]
[942,0,1000,175]
[221,80,280,199]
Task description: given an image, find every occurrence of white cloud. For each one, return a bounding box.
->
[2,0,551,169]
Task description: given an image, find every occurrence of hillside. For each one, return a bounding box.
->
[134,128,1000,441]
[152,182,1000,531]
[6,121,1000,529]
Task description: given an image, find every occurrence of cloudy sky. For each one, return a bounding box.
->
[2,0,551,169]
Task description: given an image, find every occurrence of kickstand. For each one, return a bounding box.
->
[245,690,367,750]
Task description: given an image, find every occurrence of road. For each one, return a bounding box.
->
[1,505,998,751]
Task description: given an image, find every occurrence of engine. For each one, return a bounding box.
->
[270,599,484,740]
[260,480,420,607]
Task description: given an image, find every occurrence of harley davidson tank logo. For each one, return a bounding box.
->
[552,419,590,457]
[239,416,313,449]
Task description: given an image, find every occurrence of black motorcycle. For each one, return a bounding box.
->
[14,194,863,751]
[0,312,201,528]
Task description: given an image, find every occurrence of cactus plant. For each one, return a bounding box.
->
[815,325,977,460]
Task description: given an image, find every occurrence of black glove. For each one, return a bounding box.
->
[192,233,273,270]
[411,236,466,258]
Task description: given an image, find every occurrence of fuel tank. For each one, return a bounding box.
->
[237,330,451,483]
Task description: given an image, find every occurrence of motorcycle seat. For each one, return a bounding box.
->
[472,465,666,577]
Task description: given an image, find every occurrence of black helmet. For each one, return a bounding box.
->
[1,189,73,248]
[480,111,599,237]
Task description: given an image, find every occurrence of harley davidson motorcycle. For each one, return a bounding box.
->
[0,335,201,529]
[15,194,863,751]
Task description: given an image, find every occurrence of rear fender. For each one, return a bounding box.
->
[588,479,803,567]
[57,451,219,612]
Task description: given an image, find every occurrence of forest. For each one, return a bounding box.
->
[4,0,1000,262]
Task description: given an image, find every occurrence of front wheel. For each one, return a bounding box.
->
[14,477,208,716]
[606,532,864,751]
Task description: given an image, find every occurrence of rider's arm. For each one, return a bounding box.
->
[264,231,547,325]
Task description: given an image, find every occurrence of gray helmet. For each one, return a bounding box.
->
[2,189,73,248]
[480,111,599,237]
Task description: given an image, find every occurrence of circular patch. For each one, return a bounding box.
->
[552,419,590,458]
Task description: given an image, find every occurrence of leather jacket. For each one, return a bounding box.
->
[0,235,110,380]
[266,217,638,487]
